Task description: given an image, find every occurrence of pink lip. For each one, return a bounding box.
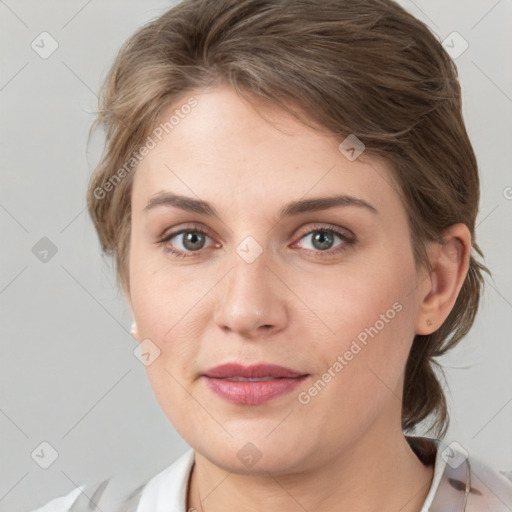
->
[203,376,308,405]
[202,363,309,405]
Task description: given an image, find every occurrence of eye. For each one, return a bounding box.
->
[159,227,217,258]
[293,225,355,258]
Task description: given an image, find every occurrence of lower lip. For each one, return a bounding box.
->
[203,376,308,405]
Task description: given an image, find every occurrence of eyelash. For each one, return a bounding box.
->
[158,224,356,259]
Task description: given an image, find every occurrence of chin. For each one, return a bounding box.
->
[193,435,313,476]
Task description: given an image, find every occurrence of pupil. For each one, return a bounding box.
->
[313,231,333,250]
[184,232,204,250]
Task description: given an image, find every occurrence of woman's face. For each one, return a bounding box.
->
[127,84,429,474]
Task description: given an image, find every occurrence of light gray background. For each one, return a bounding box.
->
[1,1,511,510]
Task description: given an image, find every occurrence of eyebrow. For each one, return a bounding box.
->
[143,192,379,218]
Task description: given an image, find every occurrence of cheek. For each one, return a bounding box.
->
[128,248,217,401]
[128,234,204,336]
[296,253,417,405]
[129,261,209,434]
[295,298,414,449]
[301,253,415,348]
[130,269,202,355]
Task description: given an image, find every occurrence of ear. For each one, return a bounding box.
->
[415,223,471,335]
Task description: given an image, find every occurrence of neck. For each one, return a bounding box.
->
[186,422,434,512]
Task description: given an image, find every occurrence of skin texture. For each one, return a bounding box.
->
[126,84,471,512]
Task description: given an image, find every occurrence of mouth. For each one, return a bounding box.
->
[201,363,309,405]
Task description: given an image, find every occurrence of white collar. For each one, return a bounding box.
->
[137,448,195,512]
[134,438,512,512]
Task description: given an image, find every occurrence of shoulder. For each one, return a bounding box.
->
[29,485,84,512]
[27,449,195,512]
[429,439,512,512]
[466,454,512,511]
[28,479,110,512]
[28,478,149,512]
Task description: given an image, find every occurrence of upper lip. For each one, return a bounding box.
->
[203,363,308,379]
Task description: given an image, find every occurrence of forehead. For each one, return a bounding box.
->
[131,85,401,217]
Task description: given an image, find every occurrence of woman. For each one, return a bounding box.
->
[31,0,512,510]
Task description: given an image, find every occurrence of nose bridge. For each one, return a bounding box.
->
[226,240,274,308]
[213,238,285,335]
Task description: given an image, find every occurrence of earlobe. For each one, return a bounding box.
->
[415,224,471,335]
[130,321,141,341]
[124,281,140,341]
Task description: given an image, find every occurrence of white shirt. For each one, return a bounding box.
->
[30,436,512,511]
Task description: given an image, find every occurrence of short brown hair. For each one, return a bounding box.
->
[87,0,489,438]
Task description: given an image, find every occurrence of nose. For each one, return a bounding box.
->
[213,250,288,338]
